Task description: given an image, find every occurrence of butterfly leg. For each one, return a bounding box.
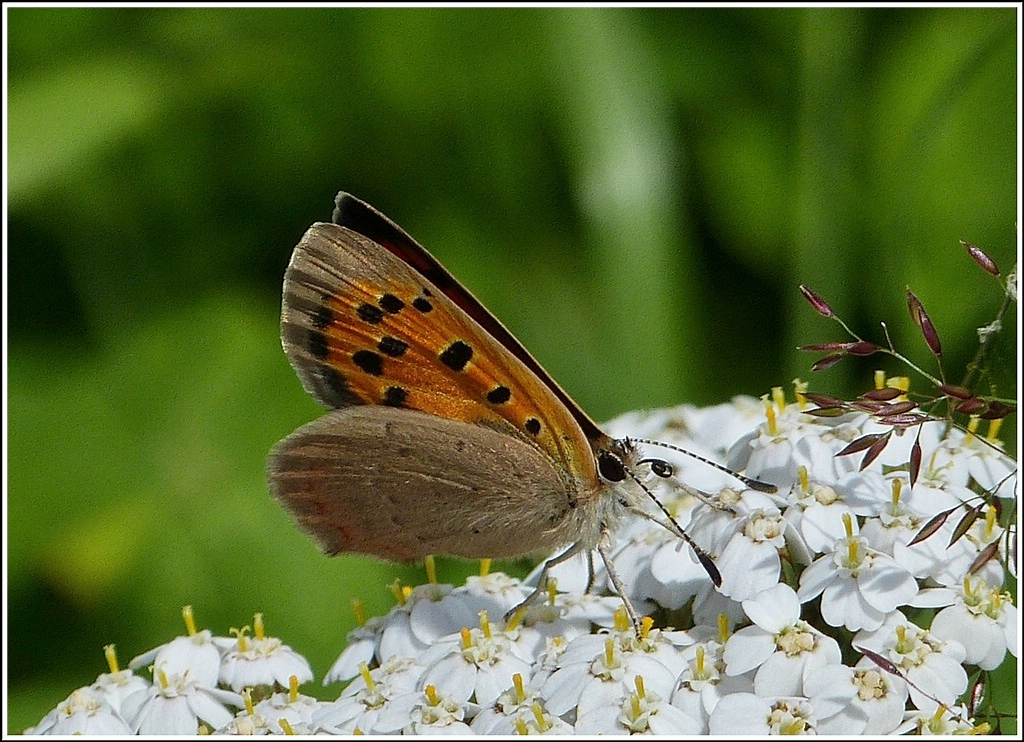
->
[596,528,643,635]
[505,540,587,625]
[583,550,596,593]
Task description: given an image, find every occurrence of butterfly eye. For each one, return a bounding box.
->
[597,451,627,482]
[639,458,674,479]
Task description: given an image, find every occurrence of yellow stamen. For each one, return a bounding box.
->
[230,626,250,653]
[842,512,855,538]
[972,722,992,735]
[243,688,255,715]
[425,684,440,706]
[891,477,902,507]
[605,638,616,667]
[986,418,1003,442]
[962,575,980,604]
[546,577,558,605]
[479,558,491,576]
[695,645,706,677]
[874,370,886,390]
[278,718,294,735]
[479,610,492,639]
[793,378,808,409]
[353,726,363,735]
[765,403,778,437]
[505,606,526,632]
[512,672,526,703]
[389,579,406,606]
[103,644,119,674]
[770,386,786,411]
[613,606,630,632]
[631,694,642,717]
[182,605,197,636]
[254,613,265,641]
[358,662,376,694]
[847,538,860,565]
[717,613,730,644]
[895,625,911,653]
[531,702,549,731]
[402,585,412,601]
[965,416,980,445]
[888,376,910,394]
[634,674,646,699]
[640,616,654,639]
[985,506,997,537]
[352,598,366,626]
[289,675,299,703]
[460,627,473,650]
[425,555,437,584]
[798,466,809,494]
[514,717,529,735]
[157,668,170,690]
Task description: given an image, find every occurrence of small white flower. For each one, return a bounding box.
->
[215,682,322,736]
[727,389,844,488]
[539,621,681,720]
[88,644,148,712]
[215,613,314,691]
[929,575,1017,670]
[459,564,533,614]
[127,606,222,688]
[669,617,755,731]
[574,674,703,734]
[723,584,842,697]
[798,513,918,631]
[25,687,133,735]
[90,669,149,713]
[324,570,483,683]
[314,656,425,734]
[251,682,322,731]
[708,692,818,734]
[322,613,386,684]
[417,611,535,707]
[895,703,980,734]
[697,489,798,601]
[784,464,856,554]
[469,671,573,734]
[128,629,222,689]
[382,684,478,735]
[120,663,242,734]
[853,611,968,712]
[821,664,908,735]
[801,663,871,734]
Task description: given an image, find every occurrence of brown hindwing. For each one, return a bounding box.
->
[268,406,579,560]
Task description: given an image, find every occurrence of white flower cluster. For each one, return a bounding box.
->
[26,386,1017,734]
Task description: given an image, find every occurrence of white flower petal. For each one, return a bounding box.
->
[722,626,775,676]
[742,583,800,631]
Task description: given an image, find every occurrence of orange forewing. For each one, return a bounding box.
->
[280,221,599,486]
[332,192,608,445]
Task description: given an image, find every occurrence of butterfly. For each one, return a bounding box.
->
[267,192,767,631]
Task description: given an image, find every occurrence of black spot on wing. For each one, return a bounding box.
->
[378,336,408,357]
[383,386,407,407]
[353,350,383,376]
[439,341,473,371]
[357,303,384,324]
[487,386,511,404]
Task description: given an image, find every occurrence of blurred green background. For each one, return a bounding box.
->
[6,6,1017,733]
